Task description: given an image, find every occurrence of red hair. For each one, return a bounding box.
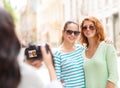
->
[80,16,105,47]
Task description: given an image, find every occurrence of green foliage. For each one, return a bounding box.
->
[2,0,17,22]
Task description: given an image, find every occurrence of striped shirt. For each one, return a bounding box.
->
[53,44,85,88]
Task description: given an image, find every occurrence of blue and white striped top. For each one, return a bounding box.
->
[53,44,85,88]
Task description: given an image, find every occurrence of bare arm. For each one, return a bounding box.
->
[41,45,57,81]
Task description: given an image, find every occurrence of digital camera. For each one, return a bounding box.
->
[24,43,52,60]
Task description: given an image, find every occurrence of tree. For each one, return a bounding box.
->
[2,0,17,22]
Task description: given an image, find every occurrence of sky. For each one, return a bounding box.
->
[9,0,27,11]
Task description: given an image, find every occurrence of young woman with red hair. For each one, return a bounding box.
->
[80,16,118,88]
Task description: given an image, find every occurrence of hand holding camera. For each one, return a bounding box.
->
[24,43,60,82]
[24,43,54,67]
[40,45,58,81]
[25,43,53,60]
[41,45,54,67]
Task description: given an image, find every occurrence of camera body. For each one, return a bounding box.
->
[25,43,50,60]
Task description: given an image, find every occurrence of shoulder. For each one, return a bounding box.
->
[52,48,61,55]
[51,48,58,54]
[101,41,115,49]
[18,63,44,88]
[52,47,62,60]
[75,44,85,51]
[100,41,116,53]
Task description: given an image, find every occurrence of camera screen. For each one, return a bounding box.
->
[28,50,37,58]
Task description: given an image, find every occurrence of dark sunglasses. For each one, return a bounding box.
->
[65,30,80,36]
[82,25,95,31]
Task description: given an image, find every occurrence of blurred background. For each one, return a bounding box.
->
[0,0,120,87]
[0,0,120,56]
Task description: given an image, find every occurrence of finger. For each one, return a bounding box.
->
[45,43,53,58]
[41,46,47,57]
[41,45,51,58]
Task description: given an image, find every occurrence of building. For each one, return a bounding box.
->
[37,0,63,47]
[7,0,120,53]
[0,0,3,7]
[18,0,37,45]
[62,0,120,55]
[81,0,120,55]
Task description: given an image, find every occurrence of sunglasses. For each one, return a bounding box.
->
[65,30,80,36]
[82,25,95,31]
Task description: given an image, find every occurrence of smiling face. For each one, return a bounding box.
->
[63,23,80,44]
[82,20,96,39]
[80,16,105,46]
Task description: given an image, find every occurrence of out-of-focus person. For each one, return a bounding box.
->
[24,43,50,87]
[0,7,63,88]
[0,7,21,88]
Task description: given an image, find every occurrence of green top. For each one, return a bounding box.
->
[83,41,118,88]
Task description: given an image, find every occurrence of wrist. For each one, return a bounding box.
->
[47,65,54,69]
